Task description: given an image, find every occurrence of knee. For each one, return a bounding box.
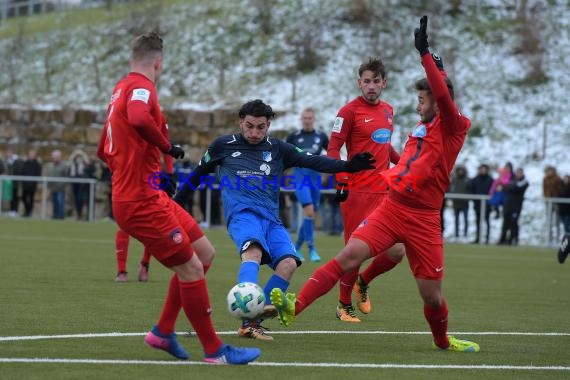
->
[275,257,298,278]
[388,243,406,262]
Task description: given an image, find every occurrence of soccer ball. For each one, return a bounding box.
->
[226,282,266,320]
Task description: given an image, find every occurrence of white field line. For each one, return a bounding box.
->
[1,330,569,342]
[0,358,567,371]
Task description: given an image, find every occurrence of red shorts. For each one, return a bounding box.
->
[113,193,203,267]
[351,196,444,280]
[340,192,386,243]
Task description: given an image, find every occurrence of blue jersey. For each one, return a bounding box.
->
[286,129,330,180]
[286,130,329,156]
[175,133,348,225]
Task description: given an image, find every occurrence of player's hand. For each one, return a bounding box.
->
[414,15,429,56]
[162,172,177,197]
[334,183,349,203]
[167,144,185,159]
[345,152,376,173]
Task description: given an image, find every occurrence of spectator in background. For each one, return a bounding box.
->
[449,165,470,241]
[542,165,563,229]
[175,156,197,215]
[489,162,513,219]
[21,149,42,217]
[99,161,113,219]
[6,150,24,216]
[44,149,69,220]
[469,163,494,244]
[69,148,92,220]
[498,167,529,246]
[558,175,570,234]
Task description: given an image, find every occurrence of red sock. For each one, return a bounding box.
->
[424,298,449,348]
[156,274,181,334]
[115,229,130,272]
[297,259,344,315]
[338,268,359,305]
[179,278,223,355]
[141,247,151,266]
[360,251,401,284]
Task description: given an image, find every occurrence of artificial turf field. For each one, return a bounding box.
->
[0,218,568,380]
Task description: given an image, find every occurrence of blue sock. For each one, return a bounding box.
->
[296,222,305,249]
[238,261,260,284]
[303,217,315,249]
[263,274,289,305]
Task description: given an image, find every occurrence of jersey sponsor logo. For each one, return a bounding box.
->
[262,151,272,162]
[371,128,392,144]
[364,118,373,123]
[231,151,242,157]
[131,88,151,103]
[412,124,427,138]
[260,163,271,175]
[332,117,344,133]
[170,228,183,244]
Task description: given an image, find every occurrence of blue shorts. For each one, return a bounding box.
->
[293,168,322,210]
[227,210,301,269]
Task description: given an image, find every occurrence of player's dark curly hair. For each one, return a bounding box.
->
[358,57,386,79]
[238,99,275,120]
[414,77,455,100]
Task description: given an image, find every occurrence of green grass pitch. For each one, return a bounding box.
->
[0,218,568,379]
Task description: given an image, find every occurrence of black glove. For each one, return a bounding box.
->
[167,144,185,159]
[334,182,349,203]
[345,152,376,173]
[414,15,429,56]
[161,172,177,197]
[431,52,444,71]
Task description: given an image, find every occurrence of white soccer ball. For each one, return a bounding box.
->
[226,282,266,320]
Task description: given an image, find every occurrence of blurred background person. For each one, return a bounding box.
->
[469,163,494,244]
[44,149,69,220]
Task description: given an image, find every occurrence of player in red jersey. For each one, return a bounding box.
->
[327,57,405,322]
[271,16,480,352]
[98,31,260,364]
[104,114,176,283]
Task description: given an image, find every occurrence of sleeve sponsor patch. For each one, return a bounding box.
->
[131,88,151,103]
[332,117,344,133]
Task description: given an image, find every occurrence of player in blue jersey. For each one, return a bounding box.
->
[286,108,330,262]
[174,99,375,341]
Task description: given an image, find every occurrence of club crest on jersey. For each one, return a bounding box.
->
[371,128,392,144]
[262,151,272,162]
[412,125,427,138]
[170,228,183,244]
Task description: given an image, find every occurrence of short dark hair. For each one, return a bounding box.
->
[238,99,275,119]
[414,77,455,100]
[358,57,386,79]
[131,31,163,61]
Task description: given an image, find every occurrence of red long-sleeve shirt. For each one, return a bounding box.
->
[327,97,400,194]
[382,54,471,209]
[98,72,171,201]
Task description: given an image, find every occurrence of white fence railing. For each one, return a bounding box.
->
[1,174,569,246]
[0,174,98,221]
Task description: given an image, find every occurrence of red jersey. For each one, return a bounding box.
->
[328,97,400,194]
[382,55,471,210]
[98,72,171,202]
